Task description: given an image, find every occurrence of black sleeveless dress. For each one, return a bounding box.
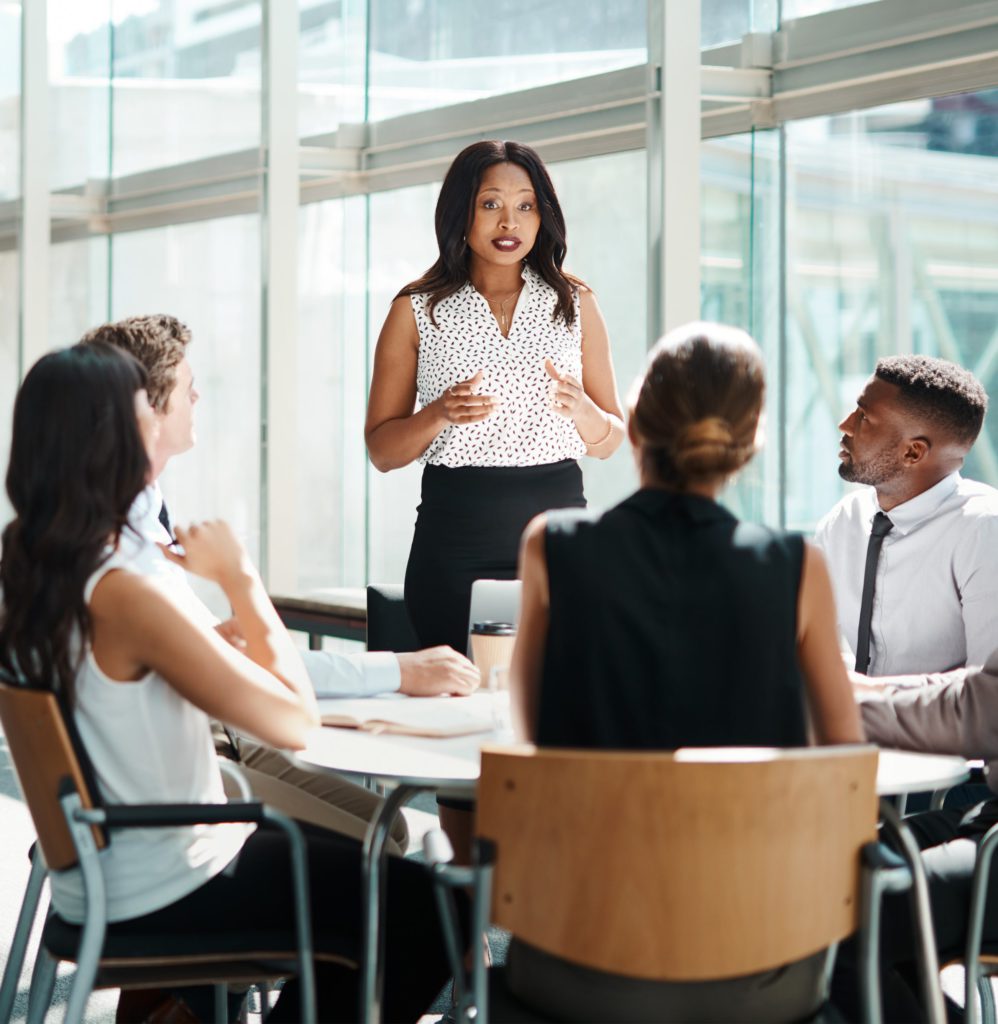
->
[536,488,808,749]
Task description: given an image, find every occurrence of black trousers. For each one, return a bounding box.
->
[404,460,585,653]
[109,824,460,1023]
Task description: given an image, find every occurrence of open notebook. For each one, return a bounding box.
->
[319,694,495,738]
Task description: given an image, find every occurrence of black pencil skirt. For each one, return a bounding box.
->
[404,460,586,653]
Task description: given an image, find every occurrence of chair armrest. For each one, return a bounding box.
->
[57,785,318,1024]
[76,802,270,829]
[218,758,253,801]
[862,839,912,892]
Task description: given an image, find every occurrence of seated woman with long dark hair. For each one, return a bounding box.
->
[0,342,454,1023]
[511,320,862,750]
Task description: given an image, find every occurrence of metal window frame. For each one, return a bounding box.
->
[3,0,997,252]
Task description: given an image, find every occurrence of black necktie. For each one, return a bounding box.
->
[855,512,894,674]
[158,500,174,540]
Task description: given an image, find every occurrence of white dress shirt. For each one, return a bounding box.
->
[815,472,998,675]
[127,484,401,696]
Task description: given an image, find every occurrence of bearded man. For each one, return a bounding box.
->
[815,355,998,676]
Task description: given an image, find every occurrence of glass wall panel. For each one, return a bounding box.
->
[108,0,262,177]
[48,1,110,191]
[110,216,262,611]
[53,1,263,183]
[367,0,646,121]
[0,249,17,527]
[782,0,870,17]
[785,92,998,531]
[298,0,366,138]
[298,194,368,590]
[366,183,439,585]
[49,236,109,347]
[0,1,20,200]
[548,149,646,513]
[702,130,780,525]
[703,0,777,47]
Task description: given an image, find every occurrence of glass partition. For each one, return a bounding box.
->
[366,182,439,585]
[367,0,646,121]
[48,0,111,191]
[785,91,998,530]
[0,0,20,200]
[298,0,366,138]
[0,249,17,526]
[109,0,262,177]
[297,194,369,591]
[49,237,109,347]
[110,216,262,581]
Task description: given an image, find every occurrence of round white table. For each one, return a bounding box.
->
[876,748,969,796]
[295,718,972,1024]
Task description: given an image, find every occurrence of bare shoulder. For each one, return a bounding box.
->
[90,567,163,614]
[89,567,191,632]
[383,295,419,338]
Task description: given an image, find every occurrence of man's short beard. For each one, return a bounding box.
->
[838,452,904,487]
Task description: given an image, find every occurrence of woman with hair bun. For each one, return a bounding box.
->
[366,139,624,654]
[510,320,862,750]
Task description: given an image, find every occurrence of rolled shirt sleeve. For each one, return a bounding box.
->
[300,650,401,698]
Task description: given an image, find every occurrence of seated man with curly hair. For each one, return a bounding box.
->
[815,354,998,678]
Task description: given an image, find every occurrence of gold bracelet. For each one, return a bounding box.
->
[585,414,614,449]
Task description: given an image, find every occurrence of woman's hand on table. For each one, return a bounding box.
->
[433,370,500,425]
[397,647,480,696]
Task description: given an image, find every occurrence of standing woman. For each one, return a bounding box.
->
[366,140,625,653]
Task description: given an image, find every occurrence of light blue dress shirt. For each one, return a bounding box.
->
[128,485,402,697]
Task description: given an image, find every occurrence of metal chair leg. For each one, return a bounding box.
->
[978,975,997,1024]
[214,983,228,1023]
[0,847,47,1024]
[25,949,56,1024]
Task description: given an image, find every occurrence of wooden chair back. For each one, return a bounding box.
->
[476,744,878,981]
[0,678,105,871]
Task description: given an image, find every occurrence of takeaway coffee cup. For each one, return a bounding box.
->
[470,621,516,690]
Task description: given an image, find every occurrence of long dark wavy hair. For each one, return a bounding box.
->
[398,140,584,326]
[0,343,150,698]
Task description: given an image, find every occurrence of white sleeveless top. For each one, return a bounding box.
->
[48,537,251,925]
[413,264,587,467]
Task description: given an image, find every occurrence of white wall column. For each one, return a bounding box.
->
[19,0,49,375]
[647,0,702,342]
[260,0,299,591]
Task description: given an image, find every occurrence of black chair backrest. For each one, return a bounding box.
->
[366,584,420,653]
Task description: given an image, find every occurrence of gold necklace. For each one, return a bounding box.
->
[482,285,523,332]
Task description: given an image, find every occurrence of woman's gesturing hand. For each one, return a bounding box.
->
[160,520,255,589]
[545,359,588,419]
[436,369,500,424]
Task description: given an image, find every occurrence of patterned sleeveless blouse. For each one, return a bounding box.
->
[412,264,587,467]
